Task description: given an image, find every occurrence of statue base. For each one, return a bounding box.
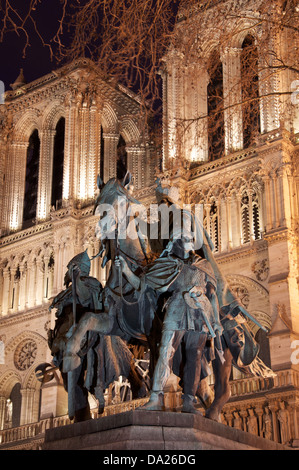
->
[43,409,289,450]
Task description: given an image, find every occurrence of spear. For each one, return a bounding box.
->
[67,265,77,421]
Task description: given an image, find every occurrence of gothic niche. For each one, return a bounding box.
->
[14,339,37,371]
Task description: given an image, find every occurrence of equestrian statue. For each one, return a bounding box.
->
[40,173,275,422]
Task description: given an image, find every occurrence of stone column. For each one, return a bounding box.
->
[35,258,44,306]
[0,396,6,430]
[18,263,26,311]
[103,134,119,182]
[37,129,55,221]
[20,388,36,425]
[183,65,209,162]
[8,142,28,231]
[126,145,146,190]
[78,103,89,201]
[87,100,98,200]
[1,268,10,316]
[255,406,264,437]
[288,398,299,447]
[240,409,248,432]
[162,50,184,166]
[269,402,279,443]
[221,46,243,153]
[258,39,280,134]
[63,96,78,202]
[7,267,16,313]
[226,196,233,250]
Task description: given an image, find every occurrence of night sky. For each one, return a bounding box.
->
[0,1,70,92]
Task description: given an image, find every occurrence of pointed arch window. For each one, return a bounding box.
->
[207,51,225,161]
[23,129,40,228]
[241,35,261,149]
[51,117,65,210]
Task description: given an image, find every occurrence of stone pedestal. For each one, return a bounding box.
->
[43,410,289,450]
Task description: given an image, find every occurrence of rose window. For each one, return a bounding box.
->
[14,340,37,371]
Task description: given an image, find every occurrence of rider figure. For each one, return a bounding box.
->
[117,233,223,414]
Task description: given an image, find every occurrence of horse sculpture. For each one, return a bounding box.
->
[63,175,163,383]
[62,174,275,422]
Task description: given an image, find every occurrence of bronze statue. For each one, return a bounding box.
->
[115,232,223,414]
[50,175,275,422]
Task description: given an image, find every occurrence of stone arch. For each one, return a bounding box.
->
[101,102,119,134]
[228,19,259,50]
[227,175,249,197]
[41,101,66,132]
[201,38,222,61]
[226,273,269,299]
[0,370,22,398]
[13,110,41,144]
[249,173,264,192]
[119,117,141,146]
[206,183,226,202]
[226,273,270,329]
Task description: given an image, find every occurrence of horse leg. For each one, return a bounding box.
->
[63,312,113,372]
[205,347,233,422]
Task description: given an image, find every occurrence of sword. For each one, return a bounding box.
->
[226,301,268,333]
[189,292,225,364]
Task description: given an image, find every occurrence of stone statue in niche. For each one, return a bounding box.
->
[247,408,259,436]
[44,174,275,422]
[277,401,291,445]
[233,411,243,430]
[262,406,273,440]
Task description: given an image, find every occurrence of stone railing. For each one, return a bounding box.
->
[220,369,299,447]
[0,371,298,449]
[0,397,148,449]
[229,368,299,397]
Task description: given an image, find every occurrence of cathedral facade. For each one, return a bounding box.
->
[0,1,299,449]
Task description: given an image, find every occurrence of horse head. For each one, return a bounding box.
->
[93,174,150,273]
